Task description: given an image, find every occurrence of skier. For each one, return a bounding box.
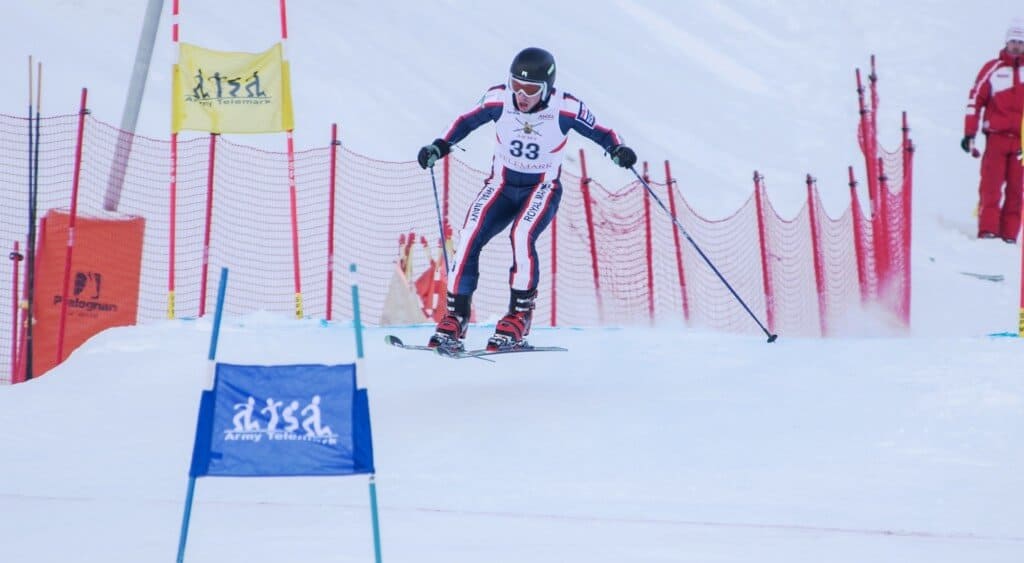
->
[963,18,1024,243]
[416,47,636,351]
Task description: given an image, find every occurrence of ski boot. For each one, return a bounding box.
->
[487,289,535,352]
[428,293,471,353]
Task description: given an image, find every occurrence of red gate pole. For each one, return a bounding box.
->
[56,88,88,364]
[286,134,302,319]
[901,112,914,327]
[865,56,881,206]
[806,175,828,337]
[664,161,688,322]
[875,157,891,303]
[168,132,178,320]
[753,171,775,334]
[280,0,303,319]
[579,149,603,324]
[642,161,655,324]
[198,133,218,317]
[869,55,880,160]
[167,0,180,320]
[848,166,869,305]
[855,67,879,212]
[326,123,339,321]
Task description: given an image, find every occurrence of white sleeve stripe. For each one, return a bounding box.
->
[967,62,1001,107]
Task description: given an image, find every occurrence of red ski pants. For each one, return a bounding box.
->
[977,132,1024,240]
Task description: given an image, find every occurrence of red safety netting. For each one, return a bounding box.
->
[0,58,911,382]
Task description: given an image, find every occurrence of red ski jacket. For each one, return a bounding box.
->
[965,48,1024,138]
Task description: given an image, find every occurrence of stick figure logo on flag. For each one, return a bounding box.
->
[189,363,374,478]
[172,42,295,134]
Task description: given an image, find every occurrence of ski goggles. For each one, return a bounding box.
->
[510,76,546,98]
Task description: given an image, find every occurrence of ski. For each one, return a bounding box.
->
[384,334,491,361]
[959,271,1004,282]
[437,343,568,359]
[385,334,566,360]
[384,334,439,352]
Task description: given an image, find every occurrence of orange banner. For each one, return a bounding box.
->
[31,210,145,377]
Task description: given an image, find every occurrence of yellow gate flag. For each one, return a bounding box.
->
[172,42,294,134]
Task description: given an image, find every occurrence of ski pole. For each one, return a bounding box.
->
[428,165,450,274]
[629,166,778,343]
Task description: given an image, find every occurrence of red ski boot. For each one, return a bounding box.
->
[487,289,535,351]
[428,293,471,352]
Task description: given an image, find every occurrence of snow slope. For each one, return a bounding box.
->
[0,2,1022,561]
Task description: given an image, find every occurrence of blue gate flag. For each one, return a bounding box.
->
[189,363,375,477]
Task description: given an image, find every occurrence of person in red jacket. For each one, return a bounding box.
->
[963,19,1024,243]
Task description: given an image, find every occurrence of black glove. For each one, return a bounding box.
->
[417,138,451,169]
[609,144,637,169]
[960,135,974,153]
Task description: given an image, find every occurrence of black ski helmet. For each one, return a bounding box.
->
[509,47,556,102]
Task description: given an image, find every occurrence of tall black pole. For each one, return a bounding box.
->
[24,60,42,380]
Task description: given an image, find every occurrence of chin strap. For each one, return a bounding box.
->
[520,100,548,114]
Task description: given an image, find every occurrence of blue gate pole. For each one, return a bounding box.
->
[351,263,381,561]
[175,477,197,563]
[369,474,383,563]
[176,267,230,562]
[349,263,364,359]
